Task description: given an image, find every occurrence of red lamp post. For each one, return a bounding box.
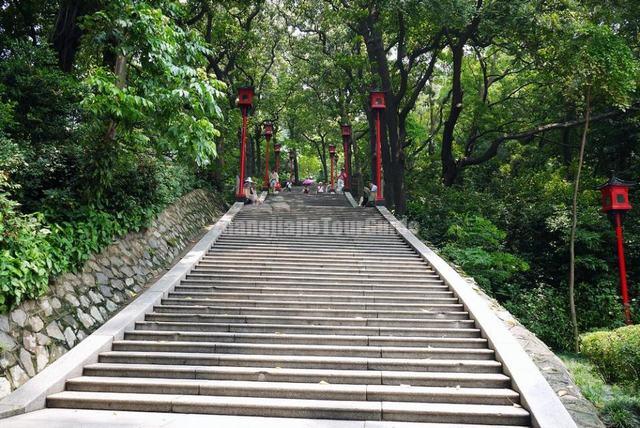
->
[370,91,385,205]
[341,124,352,191]
[598,175,635,325]
[274,143,282,173]
[329,144,336,193]
[236,86,254,200]
[262,121,273,190]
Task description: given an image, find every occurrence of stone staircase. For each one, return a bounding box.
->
[45,192,531,426]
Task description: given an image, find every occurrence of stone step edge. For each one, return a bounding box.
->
[45,391,530,424]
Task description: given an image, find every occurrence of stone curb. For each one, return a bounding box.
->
[0,202,245,419]
[345,192,358,207]
[377,206,577,428]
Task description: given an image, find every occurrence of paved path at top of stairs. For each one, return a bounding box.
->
[44,192,531,427]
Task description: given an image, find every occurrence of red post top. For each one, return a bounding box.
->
[598,176,634,213]
[329,144,336,156]
[370,90,386,110]
[341,124,352,137]
[237,86,255,108]
[274,143,281,153]
[289,151,295,160]
[263,121,274,137]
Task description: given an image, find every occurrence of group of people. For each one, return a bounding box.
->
[243,171,294,205]
[242,167,377,207]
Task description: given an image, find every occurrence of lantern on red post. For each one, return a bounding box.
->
[328,144,336,193]
[262,121,274,190]
[236,86,255,201]
[370,91,385,205]
[598,175,635,325]
[340,124,352,192]
[274,143,282,173]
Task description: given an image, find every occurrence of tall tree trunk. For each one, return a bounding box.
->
[568,88,591,353]
[441,43,465,186]
[52,0,98,72]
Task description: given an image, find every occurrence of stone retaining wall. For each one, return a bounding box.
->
[0,190,226,397]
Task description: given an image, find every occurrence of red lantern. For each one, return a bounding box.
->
[237,86,254,108]
[263,121,274,137]
[274,143,281,153]
[599,176,633,213]
[341,124,352,137]
[598,175,635,325]
[329,144,336,156]
[370,91,386,110]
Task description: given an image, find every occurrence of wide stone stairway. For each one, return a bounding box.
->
[45,192,531,426]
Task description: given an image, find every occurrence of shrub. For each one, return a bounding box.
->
[0,188,52,312]
[581,325,640,389]
[440,215,529,297]
[601,396,640,428]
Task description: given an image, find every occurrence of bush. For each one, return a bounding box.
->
[601,396,640,428]
[581,325,640,389]
[440,215,529,297]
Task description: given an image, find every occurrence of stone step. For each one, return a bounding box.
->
[177,279,447,292]
[135,321,482,338]
[184,273,444,285]
[46,391,529,424]
[165,291,458,305]
[65,377,519,405]
[200,254,425,263]
[216,237,408,246]
[214,239,409,248]
[208,246,417,256]
[194,262,434,274]
[217,236,406,244]
[98,351,503,373]
[144,313,474,329]
[190,266,440,279]
[83,363,512,388]
[111,340,495,360]
[175,283,449,293]
[159,297,465,311]
[124,330,488,348]
[151,305,470,320]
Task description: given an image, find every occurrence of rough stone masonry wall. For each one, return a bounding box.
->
[0,189,226,398]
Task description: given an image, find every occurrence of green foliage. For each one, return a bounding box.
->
[441,215,529,296]
[562,354,640,428]
[581,325,640,390]
[602,396,640,428]
[0,182,51,312]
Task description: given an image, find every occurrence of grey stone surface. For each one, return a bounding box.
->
[0,332,17,351]
[0,315,9,332]
[45,323,64,342]
[0,377,10,399]
[10,310,27,328]
[34,347,48,372]
[21,335,36,353]
[63,328,76,348]
[8,365,28,388]
[18,349,35,377]
[89,307,104,324]
[76,310,95,330]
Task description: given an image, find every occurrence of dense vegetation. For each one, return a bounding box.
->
[1,0,640,412]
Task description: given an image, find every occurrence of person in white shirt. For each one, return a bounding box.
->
[361,182,377,206]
